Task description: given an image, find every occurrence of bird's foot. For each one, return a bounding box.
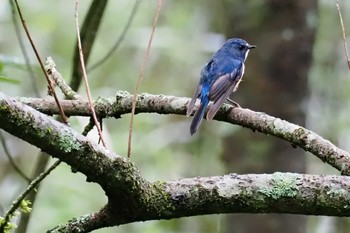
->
[227,98,241,108]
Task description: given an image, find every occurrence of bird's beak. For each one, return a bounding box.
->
[248,44,256,49]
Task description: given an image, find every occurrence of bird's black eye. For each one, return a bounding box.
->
[238,45,245,50]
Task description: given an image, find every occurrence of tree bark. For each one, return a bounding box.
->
[2,91,350,232]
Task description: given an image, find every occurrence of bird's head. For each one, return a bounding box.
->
[222,38,256,61]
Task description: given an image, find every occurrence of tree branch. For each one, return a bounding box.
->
[51,172,350,232]
[70,0,108,91]
[15,92,350,175]
[1,92,350,232]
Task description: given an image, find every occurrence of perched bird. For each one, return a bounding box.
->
[187,38,256,135]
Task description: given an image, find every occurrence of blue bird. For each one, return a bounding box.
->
[187,38,256,135]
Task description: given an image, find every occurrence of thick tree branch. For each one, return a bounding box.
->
[16,92,350,175]
[2,92,350,232]
[51,173,350,232]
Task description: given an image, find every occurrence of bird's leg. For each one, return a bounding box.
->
[227,98,241,108]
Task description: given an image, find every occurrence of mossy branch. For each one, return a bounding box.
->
[2,92,350,232]
[50,173,350,232]
[16,91,350,175]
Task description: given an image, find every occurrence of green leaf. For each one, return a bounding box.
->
[20,200,32,214]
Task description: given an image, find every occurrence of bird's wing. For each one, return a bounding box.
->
[206,61,244,120]
[186,82,202,117]
[187,59,214,117]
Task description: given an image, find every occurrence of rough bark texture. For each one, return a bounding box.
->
[1,92,350,232]
[15,93,350,175]
[47,172,350,233]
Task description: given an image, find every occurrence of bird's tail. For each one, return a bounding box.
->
[190,98,209,135]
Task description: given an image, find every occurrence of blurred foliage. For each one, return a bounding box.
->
[0,0,350,233]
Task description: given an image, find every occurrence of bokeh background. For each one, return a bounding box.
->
[1,0,350,232]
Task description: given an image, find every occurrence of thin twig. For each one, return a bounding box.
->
[74,0,106,147]
[12,0,68,123]
[336,0,350,70]
[9,0,40,97]
[89,0,141,72]
[82,117,96,136]
[45,57,81,100]
[127,0,162,158]
[0,131,31,183]
[16,152,50,233]
[70,0,108,91]
[0,159,60,232]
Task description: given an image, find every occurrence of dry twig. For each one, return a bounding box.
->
[74,0,106,147]
[12,0,68,123]
[336,0,350,70]
[127,0,162,158]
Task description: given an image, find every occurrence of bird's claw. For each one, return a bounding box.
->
[227,98,241,108]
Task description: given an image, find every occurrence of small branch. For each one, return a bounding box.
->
[48,206,111,233]
[12,0,68,124]
[336,0,350,70]
[127,0,162,158]
[82,117,95,136]
[16,92,350,175]
[45,57,81,100]
[88,0,141,71]
[16,151,50,233]
[0,159,60,231]
[9,0,40,97]
[70,0,108,91]
[74,0,106,147]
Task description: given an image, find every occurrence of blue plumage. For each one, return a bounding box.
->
[187,38,255,135]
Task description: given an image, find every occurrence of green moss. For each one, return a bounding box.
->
[115,91,131,101]
[95,97,115,106]
[259,172,299,200]
[152,181,175,213]
[324,183,349,208]
[318,183,349,211]
[294,128,306,137]
[0,105,8,111]
[47,127,53,134]
[20,200,32,213]
[326,187,347,198]
[153,181,168,200]
[0,217,17,233]
[58,134,80,153]
[0,208,21,233]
